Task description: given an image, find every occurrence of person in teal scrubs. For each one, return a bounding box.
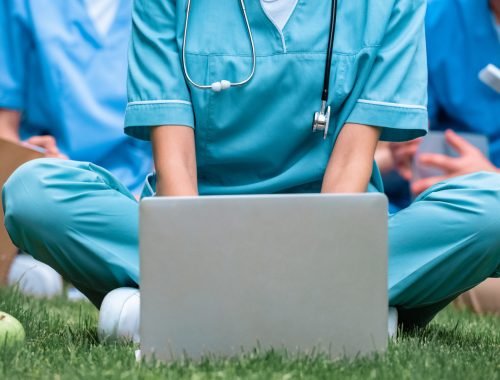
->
[3,0,500,335]
[0,0,152,194]
[389,0,500,316]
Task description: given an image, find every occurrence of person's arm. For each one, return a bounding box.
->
[124,0,198,196]
[0,109,21,142]
[0,108,66,158]
[151,126,198,196]
[124,0,197,196]
[322,123,381,193]
[0,1,26,141]
[0,2,65,158]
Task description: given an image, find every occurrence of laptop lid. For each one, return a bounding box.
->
[140,193,387,361]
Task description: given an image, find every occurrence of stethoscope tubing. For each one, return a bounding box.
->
[182,0,337,101]
[322,0,338,102]
[182,0,257,90]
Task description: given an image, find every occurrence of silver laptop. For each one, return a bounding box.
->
[140,194,388,361]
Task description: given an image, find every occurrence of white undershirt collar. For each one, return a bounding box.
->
[84,0,120,37]
[260,0,298,31]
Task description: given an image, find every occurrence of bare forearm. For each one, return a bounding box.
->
[322,123,381,193]
[151,126,198,196]
[0,109,21,142]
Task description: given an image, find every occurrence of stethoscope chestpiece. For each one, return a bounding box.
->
[312,101,331,139]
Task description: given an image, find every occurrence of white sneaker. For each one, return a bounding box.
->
[8,254,63,298]
[388,307,398,340]
[98,287,140,343]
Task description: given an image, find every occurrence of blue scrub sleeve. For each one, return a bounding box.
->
[424,0,455,129]
[0,0,29,110]
[124,0,195,141]
[346,0,428,142]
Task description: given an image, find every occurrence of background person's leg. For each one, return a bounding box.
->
[389,172,500,328]
[454,278,500,315]
[2,158,140,307]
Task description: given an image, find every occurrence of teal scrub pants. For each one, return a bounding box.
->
[3,159,500,327]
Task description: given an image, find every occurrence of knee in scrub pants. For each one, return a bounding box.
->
[2,158,140,307]
[2,159,63,254]
[432,172,500,278]
[392,172,500,328]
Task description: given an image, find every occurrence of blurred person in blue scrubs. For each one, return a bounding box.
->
[389,0,500,314]
[0,0,152,298]
[391,0,500,194]
[0,0,152,194]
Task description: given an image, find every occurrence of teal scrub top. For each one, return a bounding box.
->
[125,0,428,195]
[0,0,152,194]
[426,0,500,165]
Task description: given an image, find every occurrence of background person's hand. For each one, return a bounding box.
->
[389,138,421,181]
[23,135,68,159]
[411,129,497,195]
[374,142,395,174]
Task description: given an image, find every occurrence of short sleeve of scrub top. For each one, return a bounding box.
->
[0,0,30,110]
[124,0,195,140]
[346,0,428,142]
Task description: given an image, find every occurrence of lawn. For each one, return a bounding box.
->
[0,287,499,380]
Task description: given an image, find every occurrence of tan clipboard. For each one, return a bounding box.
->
[0,138,44,285]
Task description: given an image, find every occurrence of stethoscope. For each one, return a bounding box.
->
[182,0,338,139]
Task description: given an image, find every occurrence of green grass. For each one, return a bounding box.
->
[0,287,499,380]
